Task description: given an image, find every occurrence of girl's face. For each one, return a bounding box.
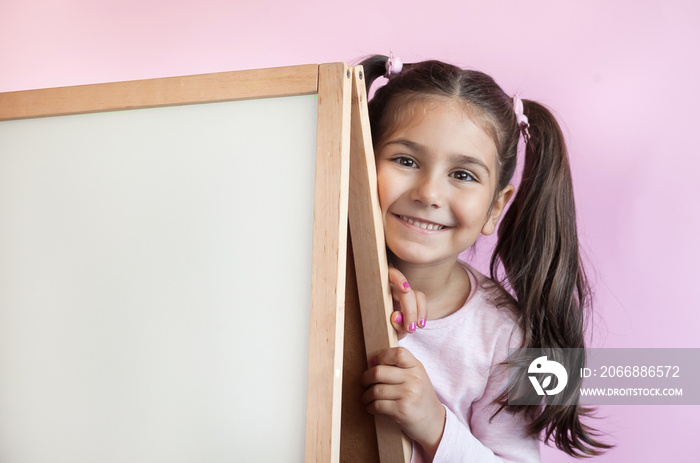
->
[375,99,513,267]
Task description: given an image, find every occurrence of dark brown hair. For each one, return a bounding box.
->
[360,55,612,457]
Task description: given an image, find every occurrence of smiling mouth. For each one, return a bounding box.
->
[396,215,447,230]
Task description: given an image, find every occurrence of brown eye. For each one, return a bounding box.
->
[451,170,476,182]
[395,156,417,168]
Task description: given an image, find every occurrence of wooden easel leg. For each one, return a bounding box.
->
[340,233,381,463]
[346,66,412,463]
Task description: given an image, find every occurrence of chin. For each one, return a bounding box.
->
[387,244,444,266]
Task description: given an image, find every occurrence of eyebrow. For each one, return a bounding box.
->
[383,138,491,176]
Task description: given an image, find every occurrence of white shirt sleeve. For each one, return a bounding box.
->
[426,367,541,462]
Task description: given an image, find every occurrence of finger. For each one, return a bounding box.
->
[361,383,403,405]
[372,347,419,370]
[415,290,428,329]
[364,398,400,418]
[390,310,408,340]
[388,266,412,294]
[361,363,406,387]
[387,266,419,333]
[394,287,418,333]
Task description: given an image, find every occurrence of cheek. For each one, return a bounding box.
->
[452,192,494,226]
[376,169,399,214]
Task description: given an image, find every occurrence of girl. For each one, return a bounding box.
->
[359,54,611,462]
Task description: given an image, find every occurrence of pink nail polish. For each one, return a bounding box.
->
[419,318,426,328]
[403,281,411,290]
[370,357,377,366]
[395,312,403,324]
[409,322,417,332]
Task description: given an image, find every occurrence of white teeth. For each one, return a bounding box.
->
[399,215,444,230]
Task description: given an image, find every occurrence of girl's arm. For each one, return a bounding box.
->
[362,347,540,463]
[366,268,538,461]
[431,319,540,462]
[431,362,540,463]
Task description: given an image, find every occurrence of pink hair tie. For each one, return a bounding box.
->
[385,50,403,78]
[513,95,530,142]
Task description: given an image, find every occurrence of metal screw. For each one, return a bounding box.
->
[346,70,351,78]
[359,71,363,80]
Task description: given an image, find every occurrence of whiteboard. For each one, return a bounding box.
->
[0,95,318,462]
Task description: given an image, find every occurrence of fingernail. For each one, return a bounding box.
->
[370,357,377,366]
[409,322,417,332]
[403,281,411,290]
[395,312,403,324]
[419,318,426,328]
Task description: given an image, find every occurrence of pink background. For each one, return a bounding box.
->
[2,0,698,460]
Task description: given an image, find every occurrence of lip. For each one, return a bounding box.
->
[393,214,450,232]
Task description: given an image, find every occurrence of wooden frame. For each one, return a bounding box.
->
[0,65,320,121]
[0,64,409,463]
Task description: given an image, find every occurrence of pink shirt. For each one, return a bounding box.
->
[399,262,541,462]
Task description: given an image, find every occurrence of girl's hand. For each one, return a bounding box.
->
[361,347,446,459]
[388,266,427,340]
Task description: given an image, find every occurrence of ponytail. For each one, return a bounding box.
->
[358,55,390,94]
[491,100,612,456]
[493,100,583,351]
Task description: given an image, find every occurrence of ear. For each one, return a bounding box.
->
[481,184,515,236]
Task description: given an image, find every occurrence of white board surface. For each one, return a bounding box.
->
[0,95,318,462]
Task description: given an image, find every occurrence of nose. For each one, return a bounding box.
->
[410,175,444,208]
